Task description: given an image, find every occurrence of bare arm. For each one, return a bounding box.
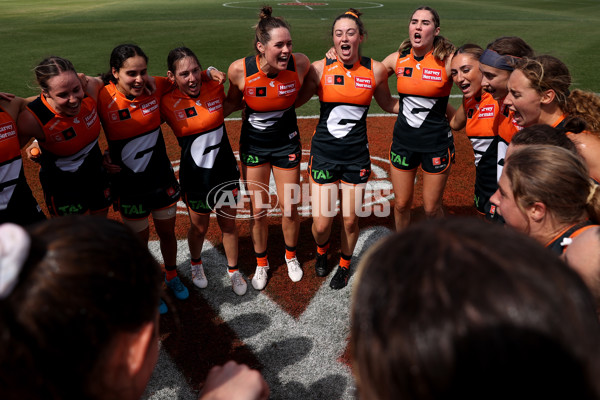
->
[449,102,466,131]
[295,60,323,109]
[570,132,600,182]
[224,59,245,118]
[381,52,398,77]
[80,75,105,102]
[373,60,398,114]
[16,106,45,147]
[293,53,311,85]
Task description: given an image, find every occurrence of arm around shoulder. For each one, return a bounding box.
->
[448,103,466,131]
[295,60,323,109]
[225,59,245,112]
[373,60,398,114]
[381,52,398,77]
[17,106,45,147]
[293,53,311,82]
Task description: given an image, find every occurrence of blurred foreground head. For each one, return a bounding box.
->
[351,217,600,400]
[0,216,163,400]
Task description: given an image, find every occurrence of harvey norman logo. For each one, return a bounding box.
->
[421,68,442,82]
[478,105,495,119]
[0,122,16,141]
[354,77,372,89]
[207,98,223,113]
[84,108,98,128]
[278,82,296,96]
[141,99,158,116]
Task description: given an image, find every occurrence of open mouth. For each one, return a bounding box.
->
[413,33,422,42]
[65,104,80,115]
[512,109,522,123]
[277,55,289,64]
[340,44,352,56]
[459,83,471,93]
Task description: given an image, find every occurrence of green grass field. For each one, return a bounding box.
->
[1,0,599,115]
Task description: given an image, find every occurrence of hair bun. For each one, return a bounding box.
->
[259,6,273,19]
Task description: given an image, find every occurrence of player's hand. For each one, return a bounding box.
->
[0,92,16,101]
[325,46,337,60]
[199,361,269,400]
[144,76,157,95]
[207,67,226,85]
[26,141,41,162]
[78,73,89,91]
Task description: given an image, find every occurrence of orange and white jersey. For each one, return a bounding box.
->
[0,105,23,210]
[312,57,375,163]
[98,77,175,192]
[161,81,239,192]
[464,92,498,167]
[26,95,102,173]
[464,91,499,201]
[161,80,225,138]
[393,48,453,152]
[494,98,522,181]
[241,54,300,148]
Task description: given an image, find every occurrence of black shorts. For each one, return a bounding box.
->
[240,141,301,169]
[117,180,181,220]
[0,181,46,226]
[390,144,455,174]
[40,167,111,216]
[44,181,111,217]
[184,180,240,215]
[308,154,371,185]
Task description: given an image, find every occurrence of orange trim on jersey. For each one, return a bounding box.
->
[551,114,567,128]
[544,222,594,248]
[572,224,596,238]
[29,96,101,157]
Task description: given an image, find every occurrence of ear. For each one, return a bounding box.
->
[111,67,119,81]
[528,201,547,223]
[167,70,175,83]
[434,26,440,36]
[256,41,265,55]
[125,321,155,376]
[541,89,556,105]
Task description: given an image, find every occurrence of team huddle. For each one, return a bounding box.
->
[2,5,600,308]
